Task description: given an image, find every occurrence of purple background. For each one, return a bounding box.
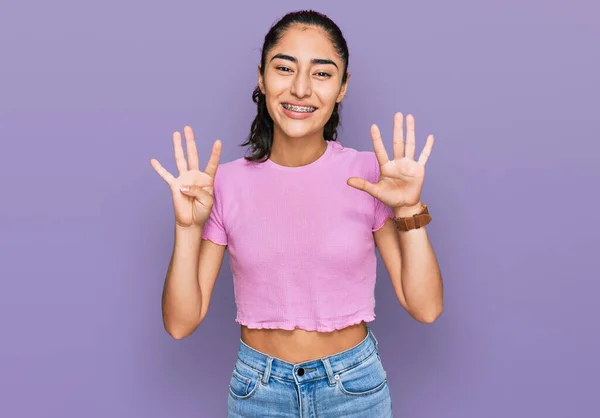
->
[1,1,598,417]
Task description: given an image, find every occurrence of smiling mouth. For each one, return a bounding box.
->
[281,103,317,113]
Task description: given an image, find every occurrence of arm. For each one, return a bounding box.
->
[374,203,443,323]
[162,224,226,339]
[150,126,226,340]
[348,113,443,323]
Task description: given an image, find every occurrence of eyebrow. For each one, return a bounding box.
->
[270,53,339,69]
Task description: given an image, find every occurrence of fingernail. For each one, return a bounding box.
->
[180,186,189,192]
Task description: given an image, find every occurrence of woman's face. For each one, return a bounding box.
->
[259,25,349,140]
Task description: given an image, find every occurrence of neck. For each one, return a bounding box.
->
[269,128,328,167]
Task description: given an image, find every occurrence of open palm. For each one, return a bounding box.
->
[347,112,434,209]
[150,126,222,228]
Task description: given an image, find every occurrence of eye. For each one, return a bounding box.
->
[315,72,332,78]
[276,66,292,72]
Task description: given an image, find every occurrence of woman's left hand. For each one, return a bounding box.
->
[347,112,434,211]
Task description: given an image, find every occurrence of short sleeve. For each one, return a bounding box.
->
[201,172,228,246]
[369,153,394,231]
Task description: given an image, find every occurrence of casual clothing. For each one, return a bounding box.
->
[227,327,393,417]
[201,140,394,331]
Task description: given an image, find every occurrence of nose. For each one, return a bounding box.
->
[290,71,312,99]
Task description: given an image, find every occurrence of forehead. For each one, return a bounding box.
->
[269,25,340,64]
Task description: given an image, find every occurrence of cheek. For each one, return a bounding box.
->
[264,80,288,112]
[264,75,288,97]
[317,84,343,107]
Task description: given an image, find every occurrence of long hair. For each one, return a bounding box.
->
[240,10,350,162]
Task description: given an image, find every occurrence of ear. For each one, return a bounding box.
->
[258,65,265,94]
[336,72,351,103]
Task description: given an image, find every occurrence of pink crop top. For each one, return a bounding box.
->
[201,140,394,332]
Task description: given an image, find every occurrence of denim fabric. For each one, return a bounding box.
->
[227,328,393,417]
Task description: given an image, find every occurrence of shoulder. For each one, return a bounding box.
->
[212,155,267,196]
[213,156,258,181]
[329,140,379,178]
[331,140,376,163]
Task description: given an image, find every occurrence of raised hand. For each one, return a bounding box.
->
[347,112,434,210]
[150,126,222,228]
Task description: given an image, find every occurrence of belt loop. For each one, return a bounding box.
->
[321,357,336,386]
[368,327,379,348]
[262,357,273,385]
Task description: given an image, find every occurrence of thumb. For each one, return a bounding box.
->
[347,177,378,197]
[179,185,213,207]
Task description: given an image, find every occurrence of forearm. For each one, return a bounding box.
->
[395,204,443,323]
[162,224,204,337]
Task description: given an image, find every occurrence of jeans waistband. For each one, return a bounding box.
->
[236,327,380,385]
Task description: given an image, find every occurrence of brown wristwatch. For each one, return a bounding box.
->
[394,204,432,231]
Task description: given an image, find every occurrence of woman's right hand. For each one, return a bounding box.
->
[150,126,222,228]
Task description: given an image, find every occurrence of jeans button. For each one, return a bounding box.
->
[297,367,305,376]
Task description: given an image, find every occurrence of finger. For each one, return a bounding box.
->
[150,159,175,185]
[405,114,416,160]
[183,126,199,171]
[392,112,405,159]
[180,185,213,207]
[417,134,434,166]
[347,176,380,198]
[370,124,389,166]
[203,140,222,178]
[172,131,188,175]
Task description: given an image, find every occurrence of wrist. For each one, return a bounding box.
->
[175,222,204,235]
[393,202,423,218]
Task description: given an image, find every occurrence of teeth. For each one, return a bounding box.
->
[283,103,316,113]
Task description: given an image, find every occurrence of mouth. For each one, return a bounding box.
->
[281,103,317,113]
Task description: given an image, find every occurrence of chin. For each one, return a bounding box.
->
[276,115,324,137]
[280,123,319,139]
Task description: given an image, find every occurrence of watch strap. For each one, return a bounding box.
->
[394,204,431,231]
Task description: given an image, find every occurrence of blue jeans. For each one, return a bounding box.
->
[227,327,393,417]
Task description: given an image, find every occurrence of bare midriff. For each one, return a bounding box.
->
[240,321,368,363]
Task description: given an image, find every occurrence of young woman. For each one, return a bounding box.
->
[150,10,443,417]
